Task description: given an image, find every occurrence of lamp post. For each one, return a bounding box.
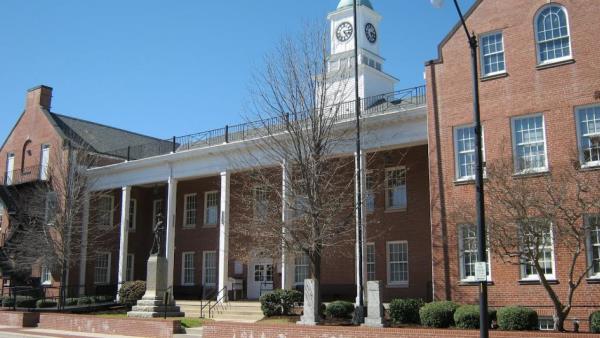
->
[431,1,489,337]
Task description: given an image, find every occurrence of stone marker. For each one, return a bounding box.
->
[297,278,320,325]
[363,280,385,327]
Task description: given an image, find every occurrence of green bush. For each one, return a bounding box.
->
[259,289,303,317]
[118,280,145,306]
[389,298,424,324]
[77,296,94,306]
[324,301,354,319]
[453,305,500,329]
[65,298,79,307]
[590,311,600,333]
[497,306,538,331]
[419,301,459,328]
[95,295,115,303]
[36,299,57,309]
[15,296,38,308]
[1,296,14,307]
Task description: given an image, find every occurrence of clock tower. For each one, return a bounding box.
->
[326,0,397,100]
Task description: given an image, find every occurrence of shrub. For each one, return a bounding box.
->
[15,296,38,308]
[36,299,57,309]
[1,296,14,307]
[260,292,281,317]
[118,280,145,307]
[419,301,459,328]
[389,298,424,324]
[590,311,600,334]
[497,306,538,331]
[77,296,94,306]
[259,289,303,317]
[95,295,115,303]
[65,298,79,307]
[325,301,354,319]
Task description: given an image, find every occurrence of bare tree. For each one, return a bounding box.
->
[454,152,600,332]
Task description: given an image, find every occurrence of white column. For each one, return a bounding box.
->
[166,177,178,295]
[117,186,131,298]
[355,151,367,306]
[78,191,90,296]
[280,160,294,290]
[218,171,230,301]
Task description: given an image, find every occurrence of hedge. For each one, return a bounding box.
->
[36,299,57,308]
[324,301,354,319]
[77,296,94,305]
[497,306,538,331]
[118,280,145,307]
[260,289,303,317]
[419,301,459,328]
[389,298,424,324]
[15,296,38,308]
[590,311,600,334]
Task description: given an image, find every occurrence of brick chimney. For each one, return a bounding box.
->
[26,85,53,110]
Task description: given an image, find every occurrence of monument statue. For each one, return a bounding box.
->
[150,214,165,256]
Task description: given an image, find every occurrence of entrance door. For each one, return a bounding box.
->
[5,154,14,185]
[247,258,274,299]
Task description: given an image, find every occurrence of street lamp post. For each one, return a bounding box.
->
[431,1,489,337]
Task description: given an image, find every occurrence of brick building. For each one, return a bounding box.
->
[427,0,600,331]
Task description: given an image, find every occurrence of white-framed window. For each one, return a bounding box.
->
[367,243,376,281]
[294,253,310,286]
[183,193,197,228]
[253,186,268,219]
[41,265,52,285]
[385,167,407,210]
[512,114,548,173]
[520,220,555,280]
[94,252,111,285]
[535,5,572,65]
[576,104,600,167]
[44,191,58,225]
[126,254,134,282]
[153,199,164,226]
[98,196,114,228]
[204,191,219,226]
[454,125,485,181]
[538,317,554,331]
[203,251,217,286]
[128,199,137,231]
[40,144,50,181]
[458,224,491,281]
[480,31,505,76]
[387,241,408,286]
[585,214,600,279]
[0,200,4,225]
[365,171,375,213]
[182,252,195,286]
[5,153,15,185]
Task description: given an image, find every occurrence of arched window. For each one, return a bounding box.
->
[535,5,572,64]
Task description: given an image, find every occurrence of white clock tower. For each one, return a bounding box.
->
[326,0,397,101]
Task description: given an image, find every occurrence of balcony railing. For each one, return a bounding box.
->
[2,165,44,186]
[97,85,426,163]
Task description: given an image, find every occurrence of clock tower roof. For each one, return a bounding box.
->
[337,0,373,10]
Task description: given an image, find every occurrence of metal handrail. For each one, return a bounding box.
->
[1,165,43,186]
[199,287,219,318]
[207,286,228,319]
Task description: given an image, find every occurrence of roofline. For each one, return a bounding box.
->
[0,110,27,152]
[425,0,484,66]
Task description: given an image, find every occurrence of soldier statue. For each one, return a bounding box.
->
[150,213,165,256]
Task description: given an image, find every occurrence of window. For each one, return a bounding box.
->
[98,196,114,228]
[535,5,572,65]
[126,254,134,282]
[41,266,52,285]
[576,105,600,167]
[367,243,376,281]
[203,251,217,286]
[153,199,164,226]
[387,241,408,285]
[94,252,111,285]
[385,167,407,210]
[182,252,195,286]
[253,186,268,219]
[365,172,375,213]
[44,192,58,225]
[586,215,600,278]
[5,153,14,185]
[128,199,137,231]
[520,220,555,280]
[204,191,219,226]
[294,253,310,286]
[183,194,197,228]
[458,224,490,281]
[0,201,4,225]
[480,32,505,76]
[538,318,554,331]
[40,144,50,181]
[454,125,485,180]
[512,115,547,173]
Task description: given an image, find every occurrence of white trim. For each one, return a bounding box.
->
[365,170,375,213]
[384,166,407,211]
[479,30,507,77]
[252,185,268,219]
[534,4,573,66]
[386,240,409,287]
[40,144,50,181]
[457,224,492,282]
[204,191,219,227]
[575,104,600,168]
[41,265,52,285]
[94,252,111,285]
[585,214,600,279]
[128,199,137,231]
[511,113,549,174]
[453,124,486,181]
[519,221,556,281]
[203,250,217,287]
[98,196,115,229]
[293,253,310,286]
[183,193,197,228]
[126,253,134,282]
[366,242,376,281]
[181,251,195,286]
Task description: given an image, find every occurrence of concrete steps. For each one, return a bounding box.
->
[211,301,263,323]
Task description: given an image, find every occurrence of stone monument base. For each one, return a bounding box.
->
[128,255,184,318]
[361,280,386,328]
[297,278,321,326]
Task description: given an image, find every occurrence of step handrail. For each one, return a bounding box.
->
[208,287,228,319]
[199,287,219,318]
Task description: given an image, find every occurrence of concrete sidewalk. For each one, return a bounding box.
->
[0,325,203,338]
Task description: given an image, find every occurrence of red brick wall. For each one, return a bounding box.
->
[0,311,39,328]
[427,0,600,330]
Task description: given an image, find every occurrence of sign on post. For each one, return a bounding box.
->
[474,262,487,282]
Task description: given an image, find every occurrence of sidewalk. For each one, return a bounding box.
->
[0,325,203,338]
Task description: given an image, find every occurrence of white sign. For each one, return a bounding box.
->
[474,262,487,282]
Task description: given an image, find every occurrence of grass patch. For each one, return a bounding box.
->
[258,316,300,325]
[180,318,212,328]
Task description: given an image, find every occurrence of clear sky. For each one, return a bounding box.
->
[0,0,475,143]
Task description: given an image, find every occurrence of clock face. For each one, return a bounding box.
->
[336,22,354,42]
[365,23,377,43]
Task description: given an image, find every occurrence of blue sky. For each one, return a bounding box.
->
[0,0,475,142]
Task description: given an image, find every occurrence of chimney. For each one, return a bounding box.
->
[26,85,53,110]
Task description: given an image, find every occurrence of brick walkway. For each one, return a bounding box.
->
[0,325,140,338]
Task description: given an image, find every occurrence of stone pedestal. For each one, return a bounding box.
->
[363,280,385,327]
[297,279,320,326]
[127,255,184,318]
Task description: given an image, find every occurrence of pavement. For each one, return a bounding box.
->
[0,325,204,338]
